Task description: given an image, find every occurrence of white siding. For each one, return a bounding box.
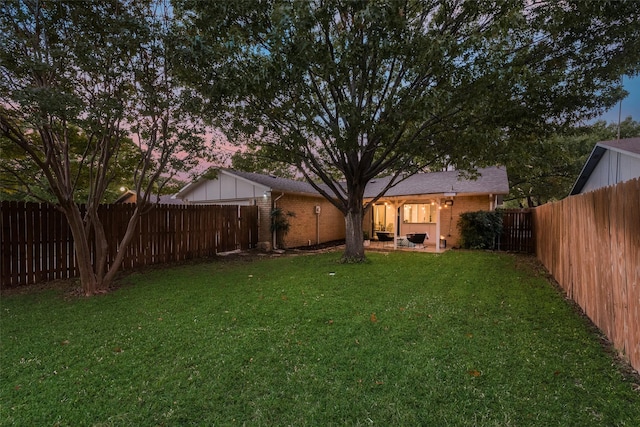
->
[619,154,640,182]
[181,171,270,203]
[220,174,237,199]
[582,151,640,193]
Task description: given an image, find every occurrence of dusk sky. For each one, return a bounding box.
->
[594,75,640,124]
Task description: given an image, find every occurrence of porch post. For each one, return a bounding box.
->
[435,200,441,253]
[393,203,398,249]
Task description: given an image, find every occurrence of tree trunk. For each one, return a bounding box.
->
[61,202,142,296]
[100,206,142,287]
[342,203,365,263]
[62,203,99,296]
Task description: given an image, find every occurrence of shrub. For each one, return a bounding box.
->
[271,208,296,248]
[457,211,503,249]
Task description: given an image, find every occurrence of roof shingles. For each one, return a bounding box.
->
[364,166,509,198]
[228,166,508,199]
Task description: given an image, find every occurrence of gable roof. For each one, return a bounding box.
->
[363,166,509,198]
[227,170,320,195]
[175,166,509,201]
[570,137,640,195]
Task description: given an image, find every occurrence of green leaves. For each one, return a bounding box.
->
[176,0,639,260]
[457,211,503,250]
[503,118,640,207]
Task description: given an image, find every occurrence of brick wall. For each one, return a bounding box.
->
[440,195,492,247]
[277,194,345,248]
[255,196,273,245]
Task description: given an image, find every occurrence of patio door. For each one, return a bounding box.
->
[373,203,393,231]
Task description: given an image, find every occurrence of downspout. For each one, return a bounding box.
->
[272,192,284,249]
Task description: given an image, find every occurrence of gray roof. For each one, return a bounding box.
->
[156,194,184,205]
[570,137,640,195]
[226,169,322,195]
[598,138,640,157]
[115,190,184,205]
[363,166,509,198]
[227,166,509,199]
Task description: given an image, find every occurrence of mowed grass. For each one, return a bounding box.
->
[1,251,639,426]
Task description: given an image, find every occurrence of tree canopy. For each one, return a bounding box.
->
[0,126,143,203]
[174,0,640,261]
[0,0,208,294]
[504,117,640,207]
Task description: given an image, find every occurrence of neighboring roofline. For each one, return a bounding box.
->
[114,190,136,203]
[569,138,640,195]
[598,139,640,158]
[569,145,607,196]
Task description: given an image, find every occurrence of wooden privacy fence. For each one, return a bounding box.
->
[498,209,534,253]
[1,201,258,288]
[533,178,640,373]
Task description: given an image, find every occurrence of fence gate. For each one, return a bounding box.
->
[499,209,534,253]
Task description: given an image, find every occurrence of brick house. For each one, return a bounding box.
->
[173,169,345,249]
[362,166,509,249]
[174,166,508,251]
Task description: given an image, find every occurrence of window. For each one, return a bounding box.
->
[373,204,393,231]
[403,203,434,223]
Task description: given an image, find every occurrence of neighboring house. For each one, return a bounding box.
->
[363,166,509,249]
[175,166,509,251]
[115,190,184,205]
[173,169,346,249]
[570,137,640,195]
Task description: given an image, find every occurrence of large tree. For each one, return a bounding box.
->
[230,146,300,179]
[174,0,640,261]
[0,0,207,295]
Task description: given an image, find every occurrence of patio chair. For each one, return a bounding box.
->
[406,232,428,248]
[376,231,395,247]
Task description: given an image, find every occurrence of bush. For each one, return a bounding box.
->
[457,211,503,249]
[271,208,296,248]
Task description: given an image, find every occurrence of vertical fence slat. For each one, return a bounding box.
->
[1,202,257,289]
[533,177,640,374]
[499,209,534,253]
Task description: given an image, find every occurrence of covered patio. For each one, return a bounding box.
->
[361,167,510,252]
[365,197,451,253]
[365,237,446,253]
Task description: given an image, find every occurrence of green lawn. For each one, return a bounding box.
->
[1,251,639,426]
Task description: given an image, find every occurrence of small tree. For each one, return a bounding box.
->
[0,1,208,295]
